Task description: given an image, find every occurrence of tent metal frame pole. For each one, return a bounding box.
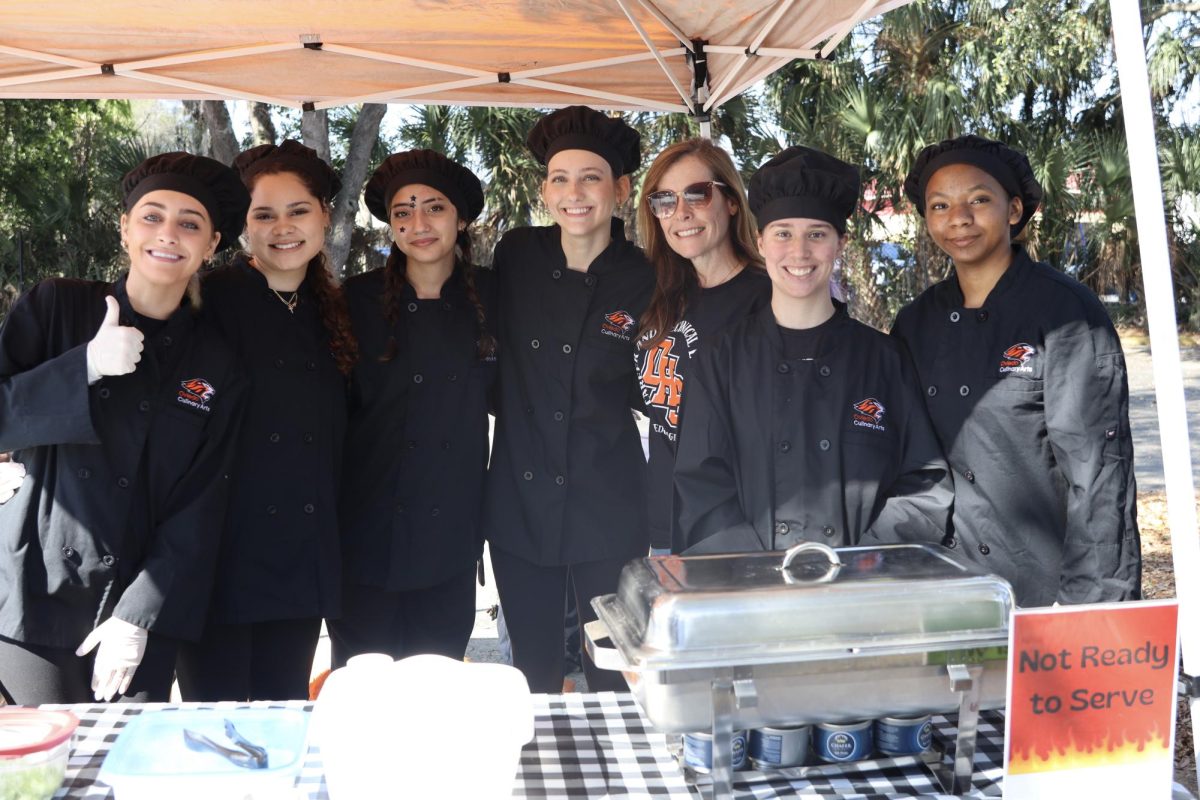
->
[1109,0,1200,767]
[112,70,301,107]
[613,0,694,111]
[704,45,819,59]
[0,43,95,68]
[633,0,694,50]
[705,0,796,113]
[516,77,684,112]
[510,49,687,81]
[313,75,496,109]
[321,43,494,78]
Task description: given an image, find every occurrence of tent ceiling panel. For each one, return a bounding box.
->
[0,0,912,112]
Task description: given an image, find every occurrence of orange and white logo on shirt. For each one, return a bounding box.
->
[851,397,886,432]
[640,337,683,429]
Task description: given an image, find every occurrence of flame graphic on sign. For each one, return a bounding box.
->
[1009,722,1171,775]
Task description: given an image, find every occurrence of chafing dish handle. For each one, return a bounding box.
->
[780,541,843,584]
[583,619,629,672]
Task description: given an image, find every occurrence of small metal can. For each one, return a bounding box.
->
[874,715,933,756]
[814,720,873,763]
[683,730,748,772]
[749,725,809,768]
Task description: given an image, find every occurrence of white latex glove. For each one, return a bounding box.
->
[86,296,144,384]
[75,616,148,701]
[0,459,24,503]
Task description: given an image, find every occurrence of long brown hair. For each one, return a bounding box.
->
[242,165,359,376]
[636,139,763,349]
[380,229,497,362]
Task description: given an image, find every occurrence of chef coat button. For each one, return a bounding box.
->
[523,471,533,481]
[98,388,110,399]
[774,521,789,536]
[138,400,150,412]
[943,536,957,548]
[927,385,938,397]
[269,432,281,443]
[101,554,116,567]
[443,301,452,312]
[976,309,989,322]
[779,440,791,453]
[964,469,976,483]
[584,276,596,287]
[448,373,458,382]
[303,433,314,444]
[78,468,91,479]
[551,269,562,279]
[819,365,831,377]
[949,311,960,323]
[431,506,441,516]
[304,503,315,514]
[822,525,835,537]
[1105,428,1117,440]
[406,440,417,449]
[161,336,172,346]
[562,344,572,354]
[413,373,424,383]
[531,338,540,349]
[275,358,284,368]
[117,477,129,488]
[555,475,566,486]
[441,440,452,450]
[978,543,991,555]
[267,505,277,515]
[525,406,534,415]
[818,439,831,451]
[307,361,317,371]
[959,385,970,397]
[62,546,76,558]
[408,302,418,312]
[777,362,790,374]
[553,410,564,421]
[395,504,405,514]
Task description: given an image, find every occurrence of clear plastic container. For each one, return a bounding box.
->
[0,709,78,800]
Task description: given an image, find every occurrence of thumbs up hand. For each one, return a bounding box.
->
[86,296,144,383]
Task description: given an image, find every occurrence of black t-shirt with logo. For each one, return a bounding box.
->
[634,267,770,549]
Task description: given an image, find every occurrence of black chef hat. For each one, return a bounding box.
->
[121,152,250,252]
[903,134,1043,236]
[234,139,342,202]
[748,146,860,234]
[364,149,485,224]
[526,105,641,176]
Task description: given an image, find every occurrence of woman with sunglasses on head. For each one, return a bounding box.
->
[891,135,1140,607]
[673,146,952,555]
[328,150,495,666]
[0,153,249,704]
[484,105,653,693]
[176,140,356,702]
[635,139,769,555]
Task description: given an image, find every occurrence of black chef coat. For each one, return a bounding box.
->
[340,267,497,591]
[890,246,1141,606]
[484,219,654,565]
[200,258,346,623]
[634,267,771,550]
[675,303,952,554]
[0,276,246,648]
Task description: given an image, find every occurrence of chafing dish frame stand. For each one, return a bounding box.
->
[696,662,986,800]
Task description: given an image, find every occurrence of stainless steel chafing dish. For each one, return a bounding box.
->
[584,542,1014,798]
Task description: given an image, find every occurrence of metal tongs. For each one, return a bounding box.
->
[182,718,269,769]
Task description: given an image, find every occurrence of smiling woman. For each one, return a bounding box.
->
[175,140,357,703]
[0,152,249,705]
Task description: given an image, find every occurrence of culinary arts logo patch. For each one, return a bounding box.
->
[999,343,1036,374]
[601,309,637,341]
[851,397,886,432]
[177,378,215,412]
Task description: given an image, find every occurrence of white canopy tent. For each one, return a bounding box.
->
[2,0,1197,774]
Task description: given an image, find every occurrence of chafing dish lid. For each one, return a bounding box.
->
[593,543,1013,670]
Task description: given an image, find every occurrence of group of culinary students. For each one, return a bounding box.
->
[0,105,1141,706]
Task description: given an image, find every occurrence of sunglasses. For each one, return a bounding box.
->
[646,181,729,219]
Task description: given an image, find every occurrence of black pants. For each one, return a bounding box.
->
[490,548,628,694]
[176,617,321,702]
[327,566,477,669]
[0,633,177,705]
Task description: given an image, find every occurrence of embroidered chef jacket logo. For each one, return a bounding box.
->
[601,309,636,341]
[851,397,886,432]
[640,337,684,431]
[177,378,215,412]
[999,343,1036,374]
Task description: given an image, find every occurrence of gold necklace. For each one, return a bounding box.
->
[271,288,299,314]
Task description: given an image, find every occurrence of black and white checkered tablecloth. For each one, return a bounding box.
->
[44,694,1005,799]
